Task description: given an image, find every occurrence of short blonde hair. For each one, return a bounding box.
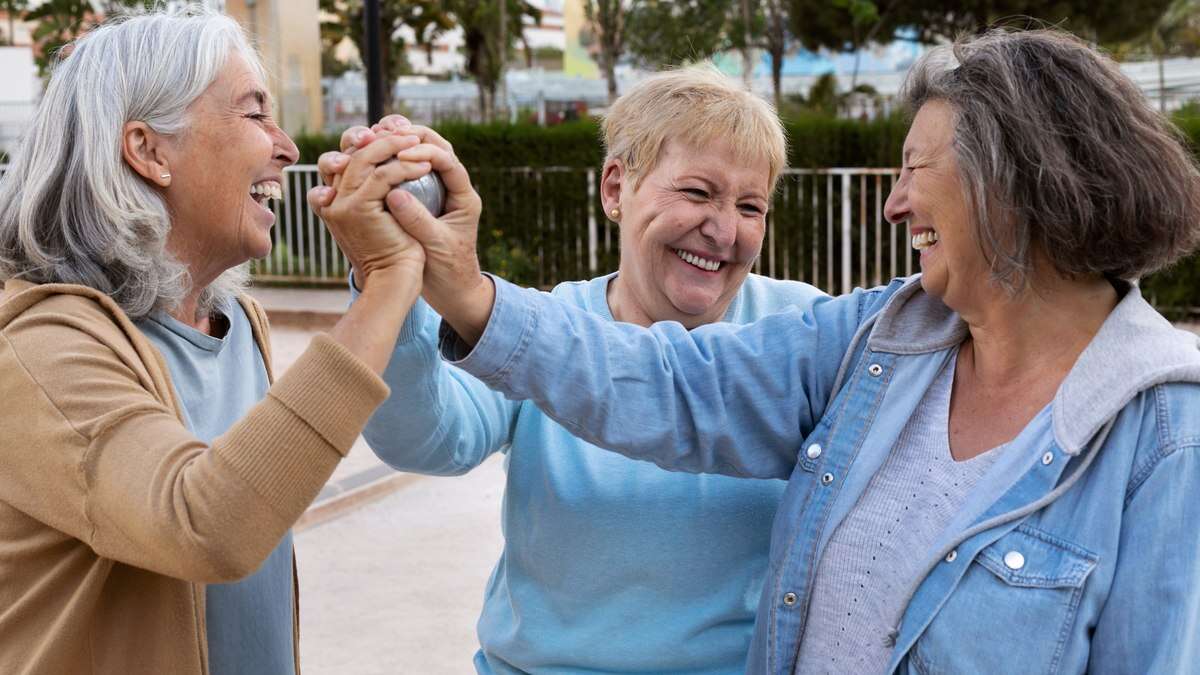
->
[602,63,787,192]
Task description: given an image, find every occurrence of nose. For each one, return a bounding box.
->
[274,126,300,168]
[699,205,738,249]
[883,172,909,225]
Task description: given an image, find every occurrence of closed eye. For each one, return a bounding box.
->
[682,188,709,199]
[739,203,764,216]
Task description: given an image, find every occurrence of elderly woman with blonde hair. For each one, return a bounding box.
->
[375,28,1200,674]
[312,65,824,673]
[0,7,442,674]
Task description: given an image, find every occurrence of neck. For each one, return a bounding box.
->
[957,273,1118,386]
[606,275,729,329]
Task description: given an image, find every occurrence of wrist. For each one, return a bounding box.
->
[360,260,423,293]
[430,273,494,347]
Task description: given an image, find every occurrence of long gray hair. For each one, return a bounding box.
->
[0,7,266,319]
[902,28,1200,291]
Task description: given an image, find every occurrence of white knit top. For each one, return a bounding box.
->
[796,358,1007,674]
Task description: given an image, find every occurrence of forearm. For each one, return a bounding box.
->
[330,264,423,374]
[424,272,495,348]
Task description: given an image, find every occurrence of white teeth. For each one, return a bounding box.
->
[250,181,283,202]
[675,248,722,272]
[911,230,940,250]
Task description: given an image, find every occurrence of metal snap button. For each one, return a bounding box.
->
[1003,551,1026,570]
[944,550,958,563]
[806,443,823,460]
[1042,451,1054,465]
[821,472,835,485]
[868,363,884,377]
[783,592,798,606]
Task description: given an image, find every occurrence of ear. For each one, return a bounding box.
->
[600,157,626,220]
[121,121,172,187]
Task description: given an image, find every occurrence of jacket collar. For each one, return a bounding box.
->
[867,275,1200,455]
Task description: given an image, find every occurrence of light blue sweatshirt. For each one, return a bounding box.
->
[359,272,824,674]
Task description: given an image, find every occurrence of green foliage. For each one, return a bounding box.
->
[624,0,734,66]
[25,0,154,78]
[319,0,451,112]
[291,119,604,167]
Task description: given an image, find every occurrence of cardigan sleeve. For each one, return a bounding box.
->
[0,300,388,583]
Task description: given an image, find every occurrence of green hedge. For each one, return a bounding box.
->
[291,113,1200,314]
[292,114,908,168]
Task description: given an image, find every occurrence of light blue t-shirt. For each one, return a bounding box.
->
[359,272,826,674]
[137,300,295,675]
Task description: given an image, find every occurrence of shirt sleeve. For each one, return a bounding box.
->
[1089,442,1200,672]
[359,294,519,475]
[0,310,388,584]
[442,275,871,480]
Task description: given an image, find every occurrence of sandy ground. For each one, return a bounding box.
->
[268,320,505,675]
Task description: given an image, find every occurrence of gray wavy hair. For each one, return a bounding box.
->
[902,28,1200,290]
[0,6,266,319]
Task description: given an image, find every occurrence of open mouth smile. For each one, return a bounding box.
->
[674,248,723,272]
[249,180,283,212]
[912,230,939,251]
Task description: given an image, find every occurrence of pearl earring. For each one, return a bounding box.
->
[610,208,620,219]
[160,173,171,180]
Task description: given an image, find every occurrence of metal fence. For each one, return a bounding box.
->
[256,165,913,294]
[0,163,914,294]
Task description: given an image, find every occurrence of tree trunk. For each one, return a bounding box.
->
[1159,54,1167,113]
[771,44,783,110]
[603,48,618,103]
[740,0,753,86]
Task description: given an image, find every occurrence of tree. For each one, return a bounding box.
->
[25,0,152,77]
[445,0,540,121]
[582,0,626,103]
[1110,0,1200,112]
[624,0,734,67]
[319,0,453,115]
[1,0,29,46]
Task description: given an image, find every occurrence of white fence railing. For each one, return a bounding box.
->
[0,164,914,294]
[256,165,913,294]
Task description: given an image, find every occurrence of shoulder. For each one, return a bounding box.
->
[1117,381,1200,502]
[1,283,135,352]
[549,274,612,312]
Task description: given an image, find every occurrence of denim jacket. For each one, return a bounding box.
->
[445,274,1200,674]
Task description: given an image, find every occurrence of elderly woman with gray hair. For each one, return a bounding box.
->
[377,29,1200,673]
[0,8,440,675]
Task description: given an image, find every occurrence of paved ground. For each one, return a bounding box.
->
[253,286,505,675]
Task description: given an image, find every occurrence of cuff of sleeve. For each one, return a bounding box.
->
[438,274,539,384]
[267,333,391,454]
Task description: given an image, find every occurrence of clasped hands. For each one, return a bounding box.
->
[307,115,495,344]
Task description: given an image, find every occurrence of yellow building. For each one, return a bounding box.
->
[224,0,323,135]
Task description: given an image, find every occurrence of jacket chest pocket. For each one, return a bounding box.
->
[909,524,1098,675]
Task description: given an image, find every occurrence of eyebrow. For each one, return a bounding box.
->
[235,89,269,108]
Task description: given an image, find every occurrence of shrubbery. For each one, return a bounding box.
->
[289,111,1200,313]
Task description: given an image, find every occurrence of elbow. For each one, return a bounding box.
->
[186,535,279,584]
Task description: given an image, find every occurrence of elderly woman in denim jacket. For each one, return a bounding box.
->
[377,29,1200,674]
[0,8,437,674]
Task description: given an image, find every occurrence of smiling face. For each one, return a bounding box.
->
[606,138,770,328]
[884,100,991,309]
[159,52,298,287]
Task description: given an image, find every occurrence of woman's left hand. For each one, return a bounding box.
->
[307,130,427,287]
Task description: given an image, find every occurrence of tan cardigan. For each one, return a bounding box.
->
[0,279,389,675]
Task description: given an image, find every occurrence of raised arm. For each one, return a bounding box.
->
[440,276,869,478]
[314,121,518,475]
